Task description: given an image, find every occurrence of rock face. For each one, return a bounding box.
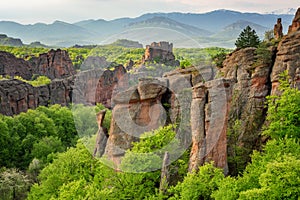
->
[93,110,109,157]
[73,65,127,108]
[221,47,274,175]
[0,51,32,80]
[189,79,233,173]
[274,18,283,39]
[288,8,300,34]
[0,65,128,115]
[0,78,73,116]
[29,49,76,80]
[272,20,300,93]
[142,41,179,66]
[81,56,110,70]
[104,77,168,166]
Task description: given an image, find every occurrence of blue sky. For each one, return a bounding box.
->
[0,0,299,24]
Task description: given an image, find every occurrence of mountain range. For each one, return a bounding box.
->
[0,9,295,48]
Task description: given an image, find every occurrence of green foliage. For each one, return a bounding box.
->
[212,49,228,68]
[254,41,273,66]
[27,142,104,200]
[36,105,78,146]
[174,47,232,67]
[264,72,300,139]
[264,29,274,42]
[179,59,192,69]
[169,163,224,200]
[31,136,65,164]
[0,168,31,200]
[0,75,51,86]
[131,125,177,153]
[239,155,300,200]
[95,103,112,132]
[72,104,99,137]
[0,105,78,170]
[29,76,51,86]
[235,26,260,48]
[0,45,49,59]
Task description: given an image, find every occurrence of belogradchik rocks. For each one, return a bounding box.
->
[142,41,179,66]
[0,78,73,116]
[1,8,300,175]
[29,49,76,80]
[0,51,33,80]
[0,49,76,80]
[104,9,300,174]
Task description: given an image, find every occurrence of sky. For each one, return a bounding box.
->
[0,0,299,24]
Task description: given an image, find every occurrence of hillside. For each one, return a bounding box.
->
[0,34,23,46]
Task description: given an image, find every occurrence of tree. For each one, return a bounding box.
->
[264,73,300,139]
[235,26,260,48]
[0,168,31,200]
[169,163,224,200]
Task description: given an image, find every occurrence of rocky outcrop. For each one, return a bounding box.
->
[274,18,283,39]
[142,41,179,66]
[288,8,300,34]
[221,47,274,175]
[0,65,127,115]
[0,51,32,80]
[81,56,110,70]
[104,77,168,166]
[29,49,76,80]
[93,110,109,157]
[0,78,73,116]
[272,22,300,93]
[189,79,233,173]
[73,65,127,108]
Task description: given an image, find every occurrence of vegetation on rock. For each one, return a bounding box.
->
[235,26,260,49]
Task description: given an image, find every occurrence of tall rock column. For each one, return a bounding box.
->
[104,78,168,167]
[272,8,300,93]
[189,79,233,173]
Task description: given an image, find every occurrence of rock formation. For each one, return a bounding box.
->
[288,7,300,34]
[104,77,168,166]
[0,51,32,80]
[274,18,283,39]
[189,79,234,173]
[273,7,300,93]
[0,78,73,116]
[29,49,76,80]
[93,110,109,157]
[142,41,179,66]
[81,56,111,70]
[73,65,127,108]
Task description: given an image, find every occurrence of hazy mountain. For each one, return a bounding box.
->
[127,16,212,37]
[0,34,23,46]
[212,20,269,39]
[0,9,295,47]
[266,8,297,15]
[135,10,293,32]
[0,21,95,46]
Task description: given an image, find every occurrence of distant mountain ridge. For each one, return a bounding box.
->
[0,9,295,48]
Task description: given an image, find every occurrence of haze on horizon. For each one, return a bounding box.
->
[0,0,299,24]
